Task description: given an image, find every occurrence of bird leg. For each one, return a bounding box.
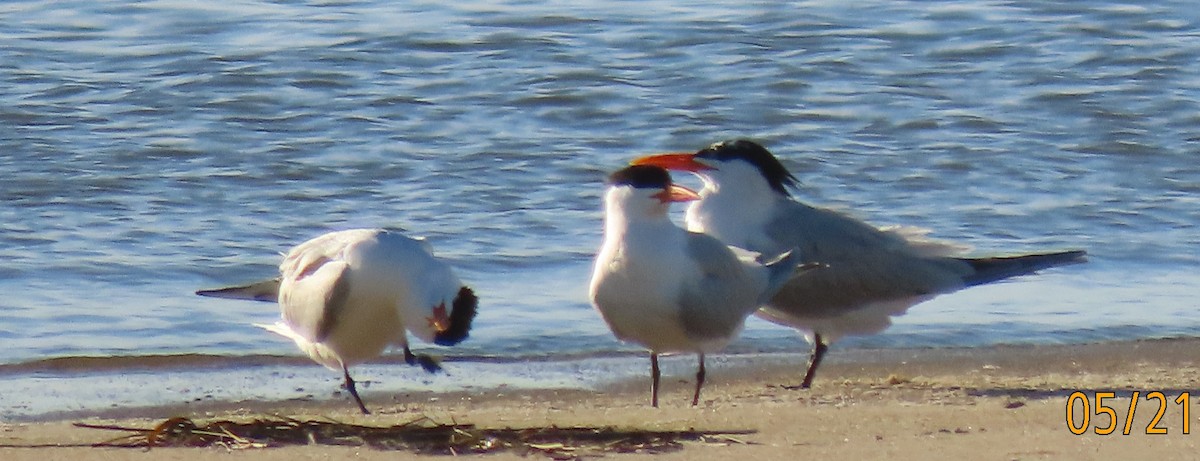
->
[404,345,443,373]
[781,333,827,390]
[692,353,706,406]
[342,365,370,415]
[794,333,827,389]
[650,353,660,408]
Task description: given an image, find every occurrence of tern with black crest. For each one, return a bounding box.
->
[589,165,812,407]
[634,140,1086,389]
[198,228,477,414]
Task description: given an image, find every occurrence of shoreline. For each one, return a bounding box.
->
[2,337,1199,459]
[0,336,1187,422]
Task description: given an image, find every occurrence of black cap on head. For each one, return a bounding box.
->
[695,139,797,196]
[607,164,673,190]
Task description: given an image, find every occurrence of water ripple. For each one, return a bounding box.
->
[0,0,1197,368]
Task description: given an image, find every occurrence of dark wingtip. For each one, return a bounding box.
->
[195,288,226,297]
[961,249,1089,286]
[195,278,281,303]
[433,286,477,346]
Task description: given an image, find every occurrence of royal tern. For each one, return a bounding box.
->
[634,139,1086,388]
[198,228,477,414]
[589,165,811,406]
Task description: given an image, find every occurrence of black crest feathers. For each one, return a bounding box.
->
[696,140,797,196]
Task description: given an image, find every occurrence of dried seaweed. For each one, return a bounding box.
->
[74,416,755,458]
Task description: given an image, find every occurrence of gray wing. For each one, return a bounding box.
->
[277,233,362,343]
[676,233,762,342]
[764,201,963,259]
[763,201,974,316]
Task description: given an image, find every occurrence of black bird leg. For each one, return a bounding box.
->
[692,353,706,406]
[796,333,827,389]
[650,353,660,408]
[404,345,443,373]
[342,365,370,415]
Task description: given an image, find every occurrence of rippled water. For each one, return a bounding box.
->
[1,0,1198,416]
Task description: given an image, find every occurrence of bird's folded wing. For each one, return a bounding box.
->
[766,201,966,260]
[279,259,352,343]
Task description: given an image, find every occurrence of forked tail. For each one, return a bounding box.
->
[961,250,1087,287]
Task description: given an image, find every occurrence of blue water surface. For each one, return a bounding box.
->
[0,0,1196,393]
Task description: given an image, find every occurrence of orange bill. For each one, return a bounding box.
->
[631,153,714,172]
[654,184,701,203]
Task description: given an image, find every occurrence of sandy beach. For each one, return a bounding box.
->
[2,338,1198,460]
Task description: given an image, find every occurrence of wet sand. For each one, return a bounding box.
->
[2,338,1198,460]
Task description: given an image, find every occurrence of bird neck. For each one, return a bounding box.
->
[604,208,674,242]
[603,188,672,236]
[688,178,777,249]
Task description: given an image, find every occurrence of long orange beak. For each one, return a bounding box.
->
[631,153,714,172]
[653,184,701,203]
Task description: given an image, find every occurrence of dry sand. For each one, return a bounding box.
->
[3,338,1199,460]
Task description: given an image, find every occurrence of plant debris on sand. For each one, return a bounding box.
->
[75,416,756,458]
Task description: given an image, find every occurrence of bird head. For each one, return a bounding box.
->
[433,286,477,346]
[602,165,699,221]
[632,139,798,197]
[607,164,699,202]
